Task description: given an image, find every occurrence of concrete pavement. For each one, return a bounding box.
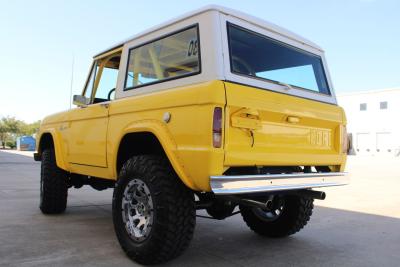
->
[1,150,399,266]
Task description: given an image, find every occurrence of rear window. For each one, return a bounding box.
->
[124,25,200,90]
[227,23,330,95]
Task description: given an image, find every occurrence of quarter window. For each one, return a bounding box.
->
[124,25,200,90]
[83,63,97,99]
[227,23,330,95]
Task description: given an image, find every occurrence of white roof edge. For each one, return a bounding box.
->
[94,5,323,57]
[337,87,400,96]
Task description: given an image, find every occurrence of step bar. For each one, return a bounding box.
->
[210,172,349,195]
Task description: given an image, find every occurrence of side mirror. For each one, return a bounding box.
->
[73,95,90,107]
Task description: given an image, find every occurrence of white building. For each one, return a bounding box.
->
[337,88,400,156]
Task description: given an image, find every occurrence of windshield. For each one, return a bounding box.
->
[227,23,330,95]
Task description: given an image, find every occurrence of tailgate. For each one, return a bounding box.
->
[223,82,345,167]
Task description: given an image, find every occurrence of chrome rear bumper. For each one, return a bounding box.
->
[210,172,349,195]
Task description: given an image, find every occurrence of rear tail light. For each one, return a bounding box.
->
[213,107,223,148]
[341,125,349,154]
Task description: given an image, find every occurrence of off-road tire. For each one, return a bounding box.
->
[112,155,196,265]
[240,195,313,237]
[39,148,68,214]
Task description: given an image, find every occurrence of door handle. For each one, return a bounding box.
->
[287,116,300,123]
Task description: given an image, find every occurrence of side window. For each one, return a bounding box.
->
[124,25,200,90]
[93,55,120,103]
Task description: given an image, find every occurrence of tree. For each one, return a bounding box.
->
[0,116,41,149]
[0,120,8,149]
[7,117,22,132]
[1,117,17,148]
[20,120,41,136]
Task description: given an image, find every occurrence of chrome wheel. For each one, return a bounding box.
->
[121,178,153,241]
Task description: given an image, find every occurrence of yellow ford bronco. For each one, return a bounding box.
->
[34,5,349,264]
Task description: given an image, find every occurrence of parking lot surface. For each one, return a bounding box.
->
[1,150,399,267]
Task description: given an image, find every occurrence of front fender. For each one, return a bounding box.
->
[37,129,69,171]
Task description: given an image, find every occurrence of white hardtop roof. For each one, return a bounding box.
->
[95,5,323,57]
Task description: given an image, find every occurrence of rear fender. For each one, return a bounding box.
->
[112,120,197,190]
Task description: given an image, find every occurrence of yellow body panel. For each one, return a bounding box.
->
[37,81,226,191]
[224,82,347,172]
[36,80,347,192]
[67,104,109,167]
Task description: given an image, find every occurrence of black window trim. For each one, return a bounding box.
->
[123,24,202,91]
[226,22,331,96]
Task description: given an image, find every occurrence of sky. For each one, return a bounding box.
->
[0,0,399,122]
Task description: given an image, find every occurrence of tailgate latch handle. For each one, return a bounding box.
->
[287,116,300,123]
[231,108,261,130]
